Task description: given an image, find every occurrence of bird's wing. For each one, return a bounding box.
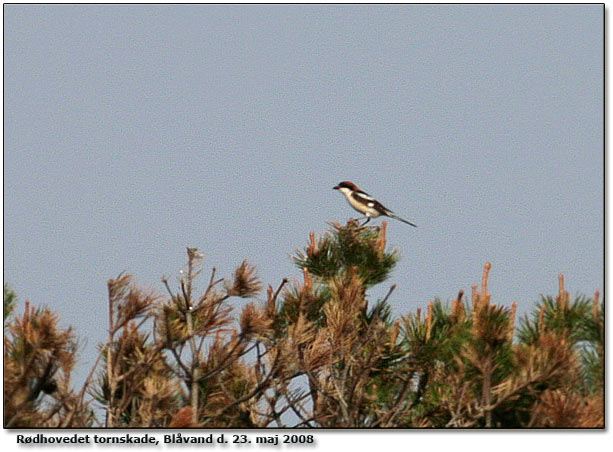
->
[352,191,391,215]
[354,191,417,227]
[372,200,393,216]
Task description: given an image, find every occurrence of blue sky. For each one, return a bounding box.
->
[4,4,603,389]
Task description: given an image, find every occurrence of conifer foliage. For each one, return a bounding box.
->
[3,222,603,427]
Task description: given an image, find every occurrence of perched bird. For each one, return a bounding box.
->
[333,181,417,227]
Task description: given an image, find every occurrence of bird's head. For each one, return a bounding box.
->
[333,181,359,192]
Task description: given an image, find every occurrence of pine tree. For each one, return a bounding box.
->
[3,222,603,428]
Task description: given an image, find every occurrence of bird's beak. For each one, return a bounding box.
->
[333,185,339,190]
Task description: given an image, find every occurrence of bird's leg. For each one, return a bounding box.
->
[360,217,371,226]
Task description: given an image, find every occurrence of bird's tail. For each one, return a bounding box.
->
[389,214,417,228]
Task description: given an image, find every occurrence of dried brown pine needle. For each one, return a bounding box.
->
[593,290,600,320]
[226,261,262,298]
[169,406,197,428]
[377,220,387,255]
[239,303,273,337]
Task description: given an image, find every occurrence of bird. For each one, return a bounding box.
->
[333,181,417,227]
